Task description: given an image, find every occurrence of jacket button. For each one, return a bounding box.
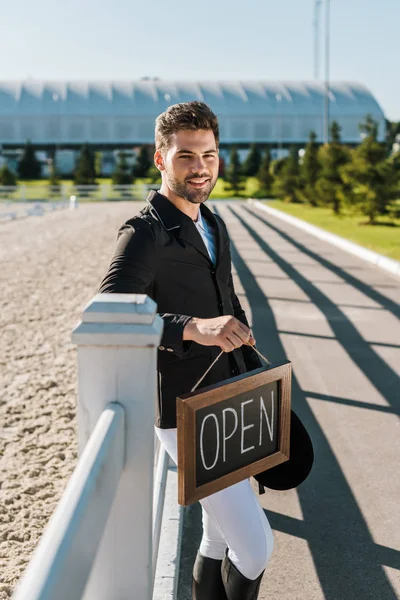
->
[159,345,165,350]
[211,270,215,275]
[167,348,174,353]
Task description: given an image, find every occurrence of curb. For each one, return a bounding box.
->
[248,199,400,279]
[153,463,184,600]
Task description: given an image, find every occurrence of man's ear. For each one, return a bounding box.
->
[154,150,165,172]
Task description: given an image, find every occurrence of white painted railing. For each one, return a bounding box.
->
[0,183,156,203]
[13,294,166,600]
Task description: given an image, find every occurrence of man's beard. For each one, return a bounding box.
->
[166,171,217,204]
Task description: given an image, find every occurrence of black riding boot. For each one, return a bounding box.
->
[192,552,228,599]
[221,552,264,600]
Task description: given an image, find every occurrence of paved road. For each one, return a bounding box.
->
[178,202,400,600]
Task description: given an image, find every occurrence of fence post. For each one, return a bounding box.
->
[71,293,163,600]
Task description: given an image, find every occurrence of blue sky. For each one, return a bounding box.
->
[0,0,398,120]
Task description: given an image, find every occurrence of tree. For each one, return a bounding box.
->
[112,151,133,185]
[299,131,320,206]
[272,146,300,203]
[224,147,245,195]
[316,121,349,214]
[147,164,161,184]
[48,161,61,195]
[340,115,398,224]
[18,140,41,180]
[257,148,273,196]
[242,144,262,177]
[0,164,17,186]
[386,119,400,150]
[74,143,96,185]
[133,145,152,178]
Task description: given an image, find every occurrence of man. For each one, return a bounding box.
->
[99,101,273,600]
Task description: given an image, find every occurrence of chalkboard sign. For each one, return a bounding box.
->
[177,361,291,506]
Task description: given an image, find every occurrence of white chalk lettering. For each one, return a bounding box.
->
[222,408,238,462]
[200,413,220,471]
[259,392,274,445]
[241,399,255,454]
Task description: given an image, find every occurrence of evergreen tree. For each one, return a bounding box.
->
[112,151,133,185]
[147,164,161,184]
[242,144,262,177]
[18,140,41,180]
[48,161,61,195]
[299,131,320,206]
[316,121,349,214]
[257,147,273,196]
[0,164,17,186]
[272,146,300,203]
[224,146,245,195]
[340,115,398,224]
[133,145,152,178]
[74,143,96,185]
[386,119,400,150]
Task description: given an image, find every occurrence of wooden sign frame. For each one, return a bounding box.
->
[177,361,292,506]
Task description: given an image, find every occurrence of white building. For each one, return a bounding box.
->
[0,79,386,150]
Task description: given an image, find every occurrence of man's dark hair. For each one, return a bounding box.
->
[155,101,219,152]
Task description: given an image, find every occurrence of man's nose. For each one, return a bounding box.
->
[191,156,207,172]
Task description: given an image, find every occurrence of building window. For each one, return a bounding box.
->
[282,120,293,140]
[91,119,110,141]
[44,118,61,142]
[254,120,272,141]
[68,121,85,141]
[137,120,154,141]
[115,119,134,141]
[0,120,15,142]
[230,121,248,141]
[19,122,37,142]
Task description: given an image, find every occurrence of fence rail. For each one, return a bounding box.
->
[12,294,165,600]
[13,404,125,600]
[0,183,155,202]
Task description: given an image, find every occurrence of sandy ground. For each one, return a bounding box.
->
[0,202,141,598]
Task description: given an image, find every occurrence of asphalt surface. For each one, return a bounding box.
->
[177,202,400,600]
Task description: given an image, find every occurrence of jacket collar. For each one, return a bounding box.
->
[146,190,226,264]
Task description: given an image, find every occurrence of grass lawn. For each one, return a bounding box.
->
[210,177,261,199]
[265,200,400,262]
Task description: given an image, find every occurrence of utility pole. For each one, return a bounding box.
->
[314,0,322,79]
[323,0,331,144]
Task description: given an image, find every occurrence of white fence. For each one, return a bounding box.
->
[12,294,171,600]
[0,183,155,202]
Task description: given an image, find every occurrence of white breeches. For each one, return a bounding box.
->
[155,426,274,580]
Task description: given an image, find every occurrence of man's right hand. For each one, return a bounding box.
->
[183,315,256,353]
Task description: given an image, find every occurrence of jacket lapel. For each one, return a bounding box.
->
[201,203,227,266]
[178,220,213,264]
[146,191,226,265]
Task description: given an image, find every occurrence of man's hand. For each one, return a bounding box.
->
[183,315,256,352]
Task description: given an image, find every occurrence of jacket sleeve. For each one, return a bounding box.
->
[98,220,192,358]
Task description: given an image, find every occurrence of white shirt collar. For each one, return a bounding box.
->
[195,209,206,232]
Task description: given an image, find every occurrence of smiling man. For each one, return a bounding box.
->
[98,101,273,600]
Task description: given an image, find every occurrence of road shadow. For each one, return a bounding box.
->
[221,205,398,600]
[239,206,400,417]
[246,205,400,321]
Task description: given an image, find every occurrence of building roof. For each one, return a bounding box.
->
[0,80,385,118]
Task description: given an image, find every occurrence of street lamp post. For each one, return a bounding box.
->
[323,0,330,144]
[276,93,282,157]
[314,0,322,79]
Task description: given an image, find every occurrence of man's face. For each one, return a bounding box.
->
[155,129,219,204]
